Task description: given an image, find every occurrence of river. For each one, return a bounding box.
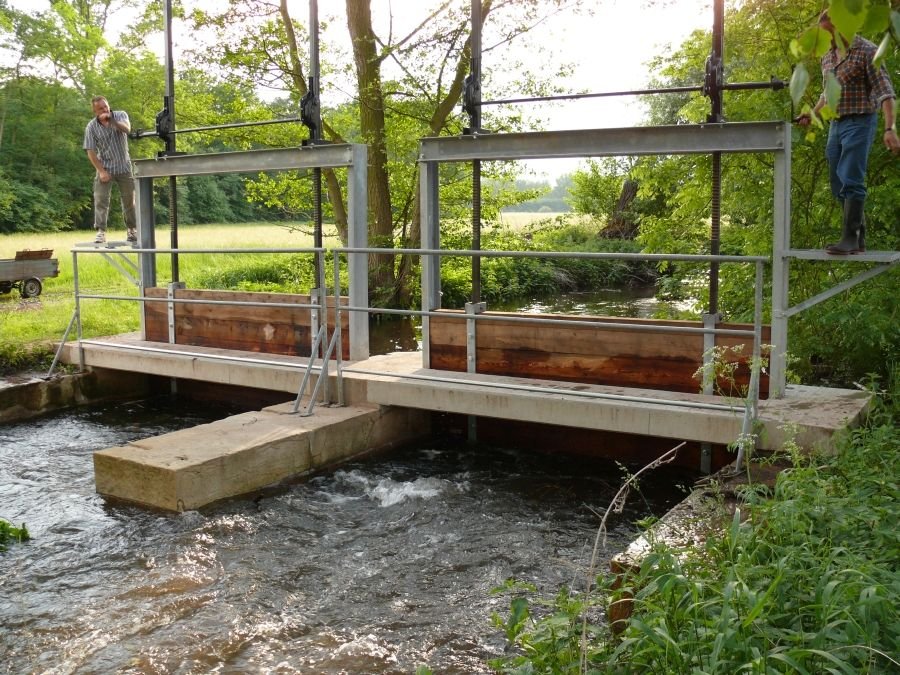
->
[0,394,692,674]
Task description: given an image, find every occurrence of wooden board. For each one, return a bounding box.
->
[428,310,770,398]
[143,288,350,359]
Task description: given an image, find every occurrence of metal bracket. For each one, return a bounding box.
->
[465,301,486,443]
[167,281,185,345]
[701,312,722,395]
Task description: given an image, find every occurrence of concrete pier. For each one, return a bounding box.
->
[94,401,429,511]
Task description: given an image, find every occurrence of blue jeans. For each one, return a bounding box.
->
[825,113,877,202]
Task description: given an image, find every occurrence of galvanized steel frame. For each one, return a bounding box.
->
[418,121,792,397]
[131,144,370,360]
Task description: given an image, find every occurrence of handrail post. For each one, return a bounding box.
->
[73,250,85,371]
[316,247,329,405]
[465,299,486,442]
[333,250,344,407]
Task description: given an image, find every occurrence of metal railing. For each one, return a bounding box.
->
[51,240,768,470]
[49,245,335,413]
[330,245,768,471]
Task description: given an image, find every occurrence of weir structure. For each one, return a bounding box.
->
[49,0,894,511]
[52,117,887,512]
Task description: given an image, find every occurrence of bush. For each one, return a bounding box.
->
[491,384,900,673]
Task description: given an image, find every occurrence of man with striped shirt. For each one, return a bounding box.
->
[797,11,898,255]
[83,95,137,245]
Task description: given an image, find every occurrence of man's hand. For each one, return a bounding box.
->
[98,169,111,183]
[794,113,813,127]
[885,129,900,156]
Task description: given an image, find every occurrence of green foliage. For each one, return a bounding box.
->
[567,158,629,221]
[490,583,601,674]
[438,218,657,309]
[0,341,55,376]
[615,0,900,386]
[0,518,30,552]
[491,393,900,673]
[789,1,898,110]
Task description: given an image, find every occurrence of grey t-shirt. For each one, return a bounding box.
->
[83,110,132,175]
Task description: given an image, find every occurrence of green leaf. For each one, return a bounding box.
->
[829,0,867,43]
[873,32,891,67]
[790,64,811,106]
[813,24,835,57]
[794,26,822,58]
[824,71,842,111]
[769,651,811,675]
[505,596,530,642]
[861,3,891,34]
[892,10,900,42]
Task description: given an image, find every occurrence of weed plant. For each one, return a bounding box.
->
[0,518,29,552]
[490,372,900,674]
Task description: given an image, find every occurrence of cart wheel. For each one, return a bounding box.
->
[21,277,42,298]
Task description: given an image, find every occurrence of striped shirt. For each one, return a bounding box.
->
[821,36,895,117]
[83,110,132,175]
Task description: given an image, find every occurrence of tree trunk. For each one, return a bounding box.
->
[602,178,639,239]
[346,0,396,304]
[396,0,493,306]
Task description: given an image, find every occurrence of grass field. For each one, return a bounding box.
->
[0,214,585,367]
[0,223,330,355]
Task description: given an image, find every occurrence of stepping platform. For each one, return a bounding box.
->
[94,401,429,511]
[786,249,899,263]
[74,240,138,249]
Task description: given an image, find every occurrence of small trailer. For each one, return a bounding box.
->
[0,249,60,298]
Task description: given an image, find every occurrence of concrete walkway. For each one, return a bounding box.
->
[58,335,871,511]
[61,334,871,454]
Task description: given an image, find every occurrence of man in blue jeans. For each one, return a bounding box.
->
[797,11,898,254]
[83,95,137,246]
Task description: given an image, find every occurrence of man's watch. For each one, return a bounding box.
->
[886,126,896,132]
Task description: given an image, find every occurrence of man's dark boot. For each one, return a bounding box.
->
[826,198,863,255]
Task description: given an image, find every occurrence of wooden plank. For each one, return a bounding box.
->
[428,310,770,398]
[143,288,350,358]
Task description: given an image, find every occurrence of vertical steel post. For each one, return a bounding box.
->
[468,0,482,305]
[420,159,441,368]
[348,144,370,360]
[162,0,179,283]
[770,123,791,397]
[333,251,344,406]
[73,251,84,371]
[136,176,156,342]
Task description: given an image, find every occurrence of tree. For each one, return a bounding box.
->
[630,0,899,385]
[185,0,591,305]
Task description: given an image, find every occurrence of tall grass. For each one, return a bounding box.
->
[490,374,900,673]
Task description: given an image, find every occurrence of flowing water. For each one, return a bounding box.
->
[0,396,692,674]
